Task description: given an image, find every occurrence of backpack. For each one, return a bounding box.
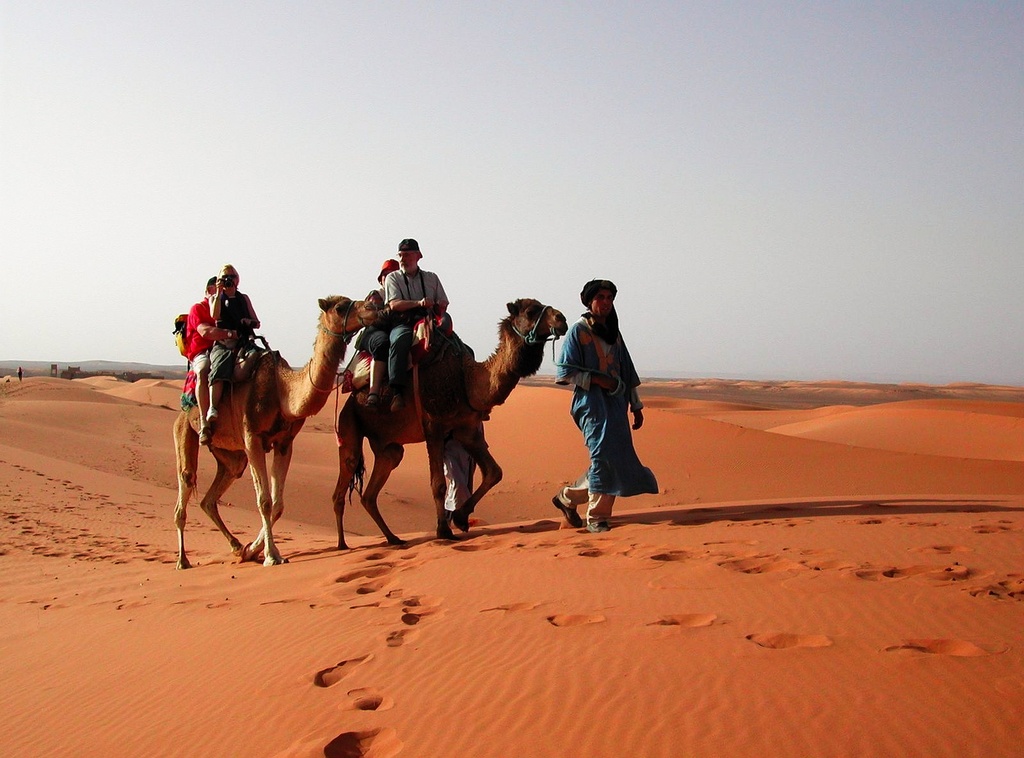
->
[173,313,189,358]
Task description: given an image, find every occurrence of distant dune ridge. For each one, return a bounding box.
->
[0,375,1022,757]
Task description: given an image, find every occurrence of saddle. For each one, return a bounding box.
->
[179,340,272,411]
[341,316,456,394]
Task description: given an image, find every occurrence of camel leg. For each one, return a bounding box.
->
[243,439,294,560]
[243,444,285,566]
[173,412,200,569]
[332,407,364,550]
[450,431,503,533]
[196,449,248,558]
[358,442,406,546]
[425,434,456,541]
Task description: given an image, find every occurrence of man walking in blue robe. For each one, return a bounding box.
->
[553,279,658,532]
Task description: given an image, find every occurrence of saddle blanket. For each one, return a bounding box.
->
[342,316,450,394]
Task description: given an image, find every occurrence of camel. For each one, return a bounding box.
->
[173,295,378,569]
[331,298,568,548]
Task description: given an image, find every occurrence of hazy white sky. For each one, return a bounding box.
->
[2,1,1021,384]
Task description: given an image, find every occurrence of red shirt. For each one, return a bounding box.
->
[185,298,215,361]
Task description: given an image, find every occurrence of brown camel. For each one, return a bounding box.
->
[173,295,378,569]
[331,298,568,548]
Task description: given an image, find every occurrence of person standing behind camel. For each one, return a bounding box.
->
[206,264,261,434]
[184,276,224,444]
[552,279,657,533]
[382,238,448,412]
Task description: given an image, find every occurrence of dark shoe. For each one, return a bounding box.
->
[586,521,611,533]
[552,494,583,528]
[365,391,380,409]
[389,392,406,412]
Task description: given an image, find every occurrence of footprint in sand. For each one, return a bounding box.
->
[481,602,541,613]
[396,596,443,625]
[346,688,395,712]
[853,565,942,581]
[323,727,402,758]
[649,550,694,562]
[547,614,606,627]
[452,541,498,552]
[855,563,987,583]
[313,654,373,688]
[971,522,1019,534]
[719,555,808,574]
[648,613,718,628]
[883,639,1004,657]
[746,632,833,650]
[385,628,420,647]
[335,565,395,584]
[966,575,1024,602]
[910,545,971,555]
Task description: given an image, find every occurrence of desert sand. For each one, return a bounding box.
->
[1,374,1022,757]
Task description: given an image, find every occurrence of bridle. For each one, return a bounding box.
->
[308,299,373,394]
[318,298,373,344]
[511,304,560,346]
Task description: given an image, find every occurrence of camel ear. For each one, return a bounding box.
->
[318,298,329,313]
[507,300,520,316]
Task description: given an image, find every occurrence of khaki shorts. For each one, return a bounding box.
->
[191,350,211,376]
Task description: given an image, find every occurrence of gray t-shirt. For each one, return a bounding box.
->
[384,269,448,306]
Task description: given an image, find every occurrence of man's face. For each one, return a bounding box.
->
[397,250,420,270]
[589,289,615,317]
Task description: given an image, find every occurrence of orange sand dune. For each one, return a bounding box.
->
[766,404,1024,461]
[1,376,1022,757]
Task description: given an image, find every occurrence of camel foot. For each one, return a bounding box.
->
[263,553,288,566]
[240,542,263,563]
[436,521,457,541]
[176,557,193,570]
[450,508,471,533]
[336,541,350,551]
[385,534,406,546]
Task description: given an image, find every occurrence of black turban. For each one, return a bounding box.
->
[580,279,617,306]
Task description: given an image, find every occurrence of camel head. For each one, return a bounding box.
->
[505,298,568,345]
[318,295,379,343]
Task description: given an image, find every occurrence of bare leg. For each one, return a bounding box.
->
[368,360,386,396]
[209,381,224,420]
[196,368,210,428]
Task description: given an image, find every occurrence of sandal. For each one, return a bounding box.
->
[365,391,380,408]
[552,494,583,528]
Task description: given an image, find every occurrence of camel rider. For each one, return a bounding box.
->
[382,238,449,413]
[359,258,400,409]
[186,275,223,445]
[206,264,261,436]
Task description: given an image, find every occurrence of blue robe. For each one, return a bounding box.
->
[556,318,658,498]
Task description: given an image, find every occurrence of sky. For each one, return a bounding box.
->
[1,1,1021,384]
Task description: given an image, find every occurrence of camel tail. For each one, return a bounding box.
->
[346,458,365,503]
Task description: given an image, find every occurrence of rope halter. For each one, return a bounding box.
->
[512,304,559,346]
